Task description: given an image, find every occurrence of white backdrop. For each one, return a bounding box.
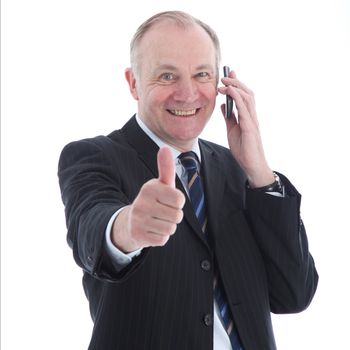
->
[2,0,350,349]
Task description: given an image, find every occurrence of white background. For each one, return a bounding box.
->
[2,0,350,349]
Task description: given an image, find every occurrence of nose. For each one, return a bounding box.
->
[173,77,199,103]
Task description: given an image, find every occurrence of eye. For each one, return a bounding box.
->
[197,72,209,78]
[196,71,213,82]
[161,72,175,81]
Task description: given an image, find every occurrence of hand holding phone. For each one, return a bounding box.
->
[223,66,233,118]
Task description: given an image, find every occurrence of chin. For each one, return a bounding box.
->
[168,128,202,144]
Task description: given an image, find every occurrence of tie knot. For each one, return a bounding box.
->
[179,152,199,173]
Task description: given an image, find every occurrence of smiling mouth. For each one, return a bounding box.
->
[167,109,198,116]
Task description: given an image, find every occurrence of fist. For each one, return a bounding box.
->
[112,147,186,253]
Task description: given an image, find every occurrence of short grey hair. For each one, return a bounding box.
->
[130,11,221,79]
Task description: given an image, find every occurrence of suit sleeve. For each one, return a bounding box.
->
[244,173,318,314]
[58,138,148,281]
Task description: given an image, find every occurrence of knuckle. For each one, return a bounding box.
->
[141,179,159,194]
[161,222,174,236]
[169,223,177,235]
[175,191,186,208]
[246,93,255,103]
[140,182,152,196]
[159,237,169,247]
[175,209,184,224]
[153,235,169,247]
[227,85,235,95]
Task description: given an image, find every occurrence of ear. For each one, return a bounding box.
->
[125,68,139,100]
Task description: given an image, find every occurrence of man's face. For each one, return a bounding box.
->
[126,22,218,151]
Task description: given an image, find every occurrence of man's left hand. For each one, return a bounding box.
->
[218,70,275,188]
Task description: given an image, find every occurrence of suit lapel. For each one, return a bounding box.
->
[199,140,226,238]
[121,116,159,177]
[121,116,211,247]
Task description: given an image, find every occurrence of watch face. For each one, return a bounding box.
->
[272,173,284,195]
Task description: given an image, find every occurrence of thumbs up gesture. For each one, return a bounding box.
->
[111,147,186,253]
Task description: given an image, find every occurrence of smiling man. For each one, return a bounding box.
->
[58,11,318,350]
[125,21,217,152]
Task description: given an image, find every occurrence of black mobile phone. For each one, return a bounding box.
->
[223,66,233,118]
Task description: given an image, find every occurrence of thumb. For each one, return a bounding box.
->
[157,146,176,187]
[221,103,238,126]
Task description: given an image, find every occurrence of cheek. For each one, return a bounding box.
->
[197,83,218,107]
[206,84,218,99]
[147,89,171,110]
[203,86,217,113]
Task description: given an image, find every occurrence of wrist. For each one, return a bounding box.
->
[247,172,284,194]
[112,206,142,253]
[246,169,275,189]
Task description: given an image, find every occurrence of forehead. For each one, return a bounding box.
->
[137,22,216,66]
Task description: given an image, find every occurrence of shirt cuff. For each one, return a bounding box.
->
[105,207,143,270]
[265,189,285,197]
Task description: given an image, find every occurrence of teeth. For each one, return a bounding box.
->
[170,109,197,116]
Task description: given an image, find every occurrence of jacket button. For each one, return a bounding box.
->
[203,313,213,326]
[201,260,211,271]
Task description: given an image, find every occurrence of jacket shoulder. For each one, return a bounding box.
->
[58,129,134,167]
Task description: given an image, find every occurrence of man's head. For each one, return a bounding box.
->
[130,11,221,81]
[125,11,221,151]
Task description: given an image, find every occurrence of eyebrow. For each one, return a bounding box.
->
[195,64,215,72]
[154,64,215,73]
[156,64,177,71]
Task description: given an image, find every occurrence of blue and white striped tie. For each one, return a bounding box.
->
[179,152,244,350]
[179,152,207,233]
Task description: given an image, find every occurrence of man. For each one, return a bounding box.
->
[58,11,318,350]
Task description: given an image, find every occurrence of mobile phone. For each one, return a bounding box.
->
[223,66,233,118]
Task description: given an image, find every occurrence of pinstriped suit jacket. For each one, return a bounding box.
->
[58,116,318,350]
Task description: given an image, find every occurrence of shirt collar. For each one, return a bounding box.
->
[135,114,201,162]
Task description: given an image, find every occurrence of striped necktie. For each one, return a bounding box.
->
[179,152,244,350]
[179,152,207,233]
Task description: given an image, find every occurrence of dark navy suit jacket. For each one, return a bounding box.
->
[58,116,318,350]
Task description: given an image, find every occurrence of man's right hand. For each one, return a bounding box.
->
[111,147,186,253]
